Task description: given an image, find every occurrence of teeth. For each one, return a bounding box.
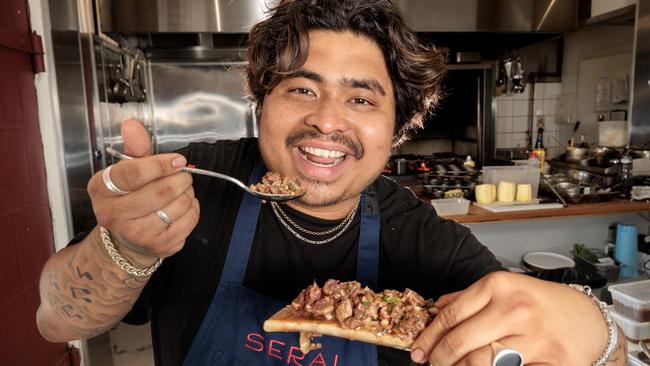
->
[300,156,341,167]
[301,146,346,158]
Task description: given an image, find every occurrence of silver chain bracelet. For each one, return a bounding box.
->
[99,226,163,277]
[567,284,618,366]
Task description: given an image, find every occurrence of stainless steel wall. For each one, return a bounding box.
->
[147,62,256,153]
[48,0,95,234]
[630,1,650,147]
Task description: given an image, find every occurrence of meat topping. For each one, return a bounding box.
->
[290,280,437,343]
[249,172,304,196]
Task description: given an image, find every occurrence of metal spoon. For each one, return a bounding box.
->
[105,146,304,202]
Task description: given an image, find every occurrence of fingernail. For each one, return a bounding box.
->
[172,156,187,168]
[411,348,424,363]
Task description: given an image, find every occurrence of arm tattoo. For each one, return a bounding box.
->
[61,304,83,319]
[76,266,94,280]
[49,277,60,291]
[70,287,92,303]
[41,227,152,339]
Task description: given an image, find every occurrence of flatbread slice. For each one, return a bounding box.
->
[264,305,412,352]
[263,280,438,354]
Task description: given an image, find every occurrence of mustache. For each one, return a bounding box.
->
[285,130,363,159]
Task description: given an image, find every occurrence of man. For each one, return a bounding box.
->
[38,0,625,365]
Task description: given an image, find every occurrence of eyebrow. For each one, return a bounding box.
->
[342,77,386,96]
[285,69,387,96]
[285,69,323,83]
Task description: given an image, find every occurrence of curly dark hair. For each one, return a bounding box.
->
[246,0,446,146]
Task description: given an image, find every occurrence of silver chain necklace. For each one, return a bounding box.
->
[269,195,361,245]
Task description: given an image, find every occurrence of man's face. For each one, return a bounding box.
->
[259,31,395,207]
[258,30,396,210]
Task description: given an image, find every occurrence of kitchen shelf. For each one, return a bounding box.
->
[439,199,650,224]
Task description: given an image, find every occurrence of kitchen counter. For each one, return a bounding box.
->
[390,174,650,224]
[442,199,650,224]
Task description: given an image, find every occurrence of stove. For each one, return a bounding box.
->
[385,154,481,199]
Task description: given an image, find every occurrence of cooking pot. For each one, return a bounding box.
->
[566,147,589,162]
[394,158,408,175]
[590,147,618,165]
[631,149,650,159]
[569,169,603,185]
[555,182,580,197]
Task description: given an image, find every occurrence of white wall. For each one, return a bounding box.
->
[29,0,72,250]
[494,82,564,158]
[559,25,635,147]
[591,0,636,18]
[467,212,648,266]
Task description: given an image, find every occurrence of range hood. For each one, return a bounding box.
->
[395,0,577,33]
[98,0,278,33]
[98,0,577,34]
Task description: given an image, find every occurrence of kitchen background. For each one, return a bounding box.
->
[1,0,649,365]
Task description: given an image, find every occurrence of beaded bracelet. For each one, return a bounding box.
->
[567,284,618,366]
[99,226,162,277]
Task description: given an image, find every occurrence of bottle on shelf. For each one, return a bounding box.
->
[618,145,633,198]
[464,155,475,169]
[531,127,545,173]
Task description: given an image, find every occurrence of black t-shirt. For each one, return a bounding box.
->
[83,138,502,365]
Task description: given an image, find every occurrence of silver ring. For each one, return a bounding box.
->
[155,209,173,226]
[102,165,131,195]
[492,342,523,366]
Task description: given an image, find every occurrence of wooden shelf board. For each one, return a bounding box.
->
[438,199,650,224]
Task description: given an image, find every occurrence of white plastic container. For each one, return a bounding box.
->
[609,280,650,322]
[431,198,470,216]
[610,308,650,341]
[481,166,540,200]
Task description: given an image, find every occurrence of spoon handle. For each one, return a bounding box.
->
[181,166,249,190]
[104,146,302,202]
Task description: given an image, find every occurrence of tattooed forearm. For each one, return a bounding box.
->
[37,226,154,342]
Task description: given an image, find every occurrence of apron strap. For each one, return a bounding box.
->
[219,161,266,284]
[356,182,380,291]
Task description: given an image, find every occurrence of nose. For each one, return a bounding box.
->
[303,95,351,135]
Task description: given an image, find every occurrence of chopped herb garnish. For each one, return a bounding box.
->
[383,296,401,304]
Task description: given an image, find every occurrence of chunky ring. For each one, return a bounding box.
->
[491,341,523,366]
[102,165,131,195]
[155,209,173,226]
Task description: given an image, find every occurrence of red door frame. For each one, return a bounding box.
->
[0,0,70,365]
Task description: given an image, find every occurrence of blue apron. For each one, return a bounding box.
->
[184,162,381,366]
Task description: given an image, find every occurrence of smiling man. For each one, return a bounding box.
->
[259,30,396,216]
[37,1,626,365]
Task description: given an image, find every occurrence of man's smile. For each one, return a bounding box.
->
[298,146,347,167]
